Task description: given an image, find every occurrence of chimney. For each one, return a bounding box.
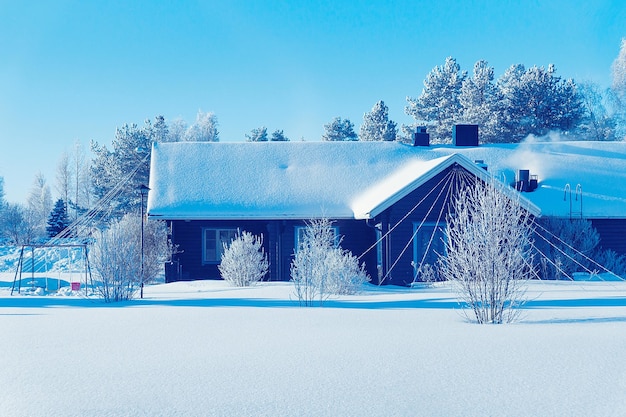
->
[413,126,430,146]
[474,160,488,171]
[452,124,479,146]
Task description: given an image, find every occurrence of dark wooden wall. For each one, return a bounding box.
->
[590,219,626,255]
[165,218,379,283]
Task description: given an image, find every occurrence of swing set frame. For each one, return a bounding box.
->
[10,244,93,296]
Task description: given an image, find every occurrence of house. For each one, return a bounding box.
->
[146,136,626,286]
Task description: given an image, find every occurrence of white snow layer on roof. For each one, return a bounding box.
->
[147,140,626,220]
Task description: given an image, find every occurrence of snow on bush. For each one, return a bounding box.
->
[218,231,268,286]
[90,215,140,302]
[291,219,369,306]
[440,180,534,324]
[90,214,174,302]
[536,218,600,279]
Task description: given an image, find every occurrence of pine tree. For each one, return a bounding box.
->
[359,100,397,141]
[406,57,466,143]
[46,199,71,238]
[270,129,289,141]
[90,117,162,218]
[495,64,583,141]
[321,117,357,141]
[459,60,499,142]
[246,126,268,142]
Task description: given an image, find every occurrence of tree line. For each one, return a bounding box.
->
[1,40,625,245]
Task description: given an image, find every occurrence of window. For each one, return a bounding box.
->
[294,225,339,252]
[412,222,446,280]
[203,228,237,263]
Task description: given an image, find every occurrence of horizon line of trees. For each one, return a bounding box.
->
[1,39,625,244]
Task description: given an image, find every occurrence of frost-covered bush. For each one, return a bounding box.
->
[90,215,140,302]
[218,231,268,286]
[440,180,534,324]
[291,219,369,306]
[90,214,174,302]
[324,247,369,295]
[412,262,441,284]
[593,248,626,279]
[536,218,600,279]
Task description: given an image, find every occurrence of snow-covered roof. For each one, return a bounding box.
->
[147,140,626,220]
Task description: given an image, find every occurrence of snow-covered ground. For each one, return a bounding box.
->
[2,277,626,417]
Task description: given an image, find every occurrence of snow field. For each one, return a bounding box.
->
[1,280,626,416]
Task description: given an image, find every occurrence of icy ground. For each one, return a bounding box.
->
[1,278,626,417]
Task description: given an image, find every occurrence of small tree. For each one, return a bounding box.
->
[291,219,369,306]
[360,100,397,141]
[218,231,268,286]
[46,199,71,238]
[440,180,535,324]
[321,117,357,141]
[90,216,140,302]
[270,129,289,141]
[245,126,268,142]
[90,214,174,302]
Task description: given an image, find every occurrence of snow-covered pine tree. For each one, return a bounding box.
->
[270,129,289,141]
[359,100,397,141]
[459,60,499,142]
[246,126,268,142]
[406,56,466,143]
[321,117,357,141]
[90,117,160,218]
[495,64,584,141]
[46,199,71,238]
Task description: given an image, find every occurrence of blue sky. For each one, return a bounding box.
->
[1,0,624,203]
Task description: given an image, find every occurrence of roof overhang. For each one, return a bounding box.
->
[351,153,542,220]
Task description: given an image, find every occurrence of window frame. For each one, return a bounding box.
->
[202,227,238,264]
[294,225,340,252]
[412,221,447,273]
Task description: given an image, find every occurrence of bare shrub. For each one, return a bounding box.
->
[535,218,600,279]
[440,180,535,324]
[593,248,626,278]
[90,214,174,302]
[291,219,369,306]
[218,231,268,286]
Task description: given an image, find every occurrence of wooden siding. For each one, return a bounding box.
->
[590,219,626,255]
[166,218,379,283]
[375,166,458,286]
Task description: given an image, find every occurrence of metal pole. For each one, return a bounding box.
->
[140,191,145,299]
